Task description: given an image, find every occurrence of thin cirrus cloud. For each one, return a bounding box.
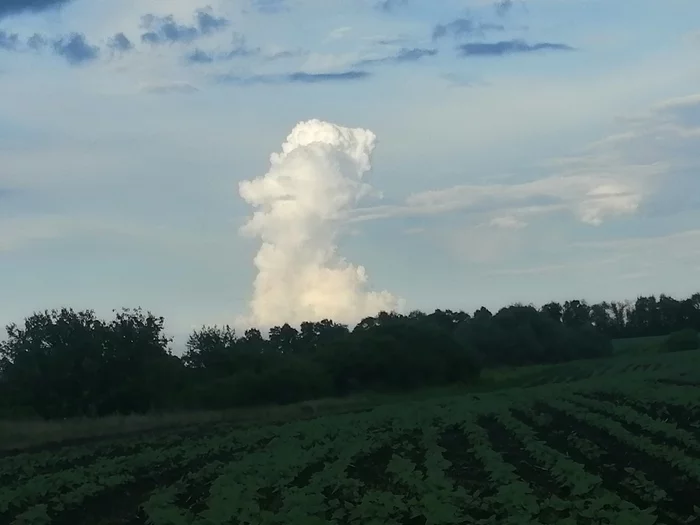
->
[432,18,505,41]
[250,0,289,14]
[141,81,200,94]
[350,92,700,230]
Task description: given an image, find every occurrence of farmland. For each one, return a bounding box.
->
[2,347,700,525]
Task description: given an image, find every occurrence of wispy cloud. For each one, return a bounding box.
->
[486,256,624,277]
[490,215,527,229]
[494,0,514,17]
[250,0,289,14]
[141,81,200,94]
[326,27,352,41]
[216,69,371,85]
[349,92,700,228]
[264,47,307,61]
[567,229,700,276]
[0,0,71,19]
[571,229,700,252]
[457,39,574,57]
[356,47,438,66]
[432,18,505,41]
[376,0,408,12]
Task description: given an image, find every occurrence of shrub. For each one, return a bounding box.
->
[663,328,699,352]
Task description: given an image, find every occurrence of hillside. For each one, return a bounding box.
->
[2,346,699,525]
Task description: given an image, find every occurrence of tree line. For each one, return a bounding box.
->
[0,292,698,420]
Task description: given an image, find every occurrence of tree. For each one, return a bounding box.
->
[298,319,349,353]
[268,323,300,354]
[0,308,107,418]
[540,302,563,323]
[608,301,629,337]
[562,300,591,327]
[98,308,175,415]
[590,302,613,333]
[183,325,239,374]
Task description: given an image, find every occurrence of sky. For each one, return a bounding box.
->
[1,0,699,350]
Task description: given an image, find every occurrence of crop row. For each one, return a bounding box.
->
[5,374,700,525]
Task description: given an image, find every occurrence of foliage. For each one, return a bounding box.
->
[0,308,178,418]
[0,291,698,419]
[663,328,700,352]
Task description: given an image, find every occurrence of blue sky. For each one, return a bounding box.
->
[1,0,699,350]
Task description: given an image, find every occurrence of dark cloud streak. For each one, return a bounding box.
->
[457,39,574,56]
[432,18,505,41]
[0,31,20,50]
[356,47,438,67]
[495,0,514,17]
[216,70,370,85]
[187,48,214,64]
[184,34,260,64]
[27,33,47,50]
[140,8,229,45]
[52,33,99,65]
[376,0,408,12]
[196,10,229,33]
[288,70,369,83]
[0,0,72,19]
[108,33,133,52]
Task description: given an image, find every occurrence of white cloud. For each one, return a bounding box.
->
[352,90,700,228]
[485,254,626,277]
[445,222,529,264]
[298,51,367,73]
[326,26,352,41]
[571,228,700,253]
[489,215,527,229]
[139,80,200,94]
[0,215,76,252]
[237,119,403,329]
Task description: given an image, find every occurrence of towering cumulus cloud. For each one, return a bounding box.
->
[238,119,401,329]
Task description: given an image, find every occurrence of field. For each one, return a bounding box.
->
[2,346,700,525]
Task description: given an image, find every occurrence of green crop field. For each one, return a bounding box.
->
[2,348,700,525]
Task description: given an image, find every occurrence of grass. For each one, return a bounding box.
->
[611,334,669,356]
[0,378,536,452]
[0,396,378,452]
